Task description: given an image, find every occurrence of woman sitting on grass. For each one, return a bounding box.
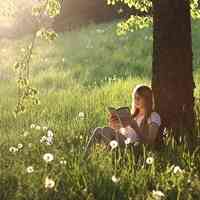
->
[84,84,162,157]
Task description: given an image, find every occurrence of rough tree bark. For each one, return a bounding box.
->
[152,0,195,142]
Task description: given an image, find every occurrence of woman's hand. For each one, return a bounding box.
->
[108,113,120,130]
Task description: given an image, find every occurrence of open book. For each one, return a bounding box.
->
[107,106,132,127]
[108,106,139,142]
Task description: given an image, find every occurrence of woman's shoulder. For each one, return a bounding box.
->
[147,111,161,126]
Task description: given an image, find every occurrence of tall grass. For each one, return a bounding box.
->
[0,20,200,200]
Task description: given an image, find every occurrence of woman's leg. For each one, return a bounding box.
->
[84,127,116,158]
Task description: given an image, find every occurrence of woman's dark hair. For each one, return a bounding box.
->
[131,85,154,126]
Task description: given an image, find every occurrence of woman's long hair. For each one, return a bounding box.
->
[131,85,154,129]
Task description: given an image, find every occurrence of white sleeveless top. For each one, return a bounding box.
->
[134,112,161,128]
[119,112,161,143]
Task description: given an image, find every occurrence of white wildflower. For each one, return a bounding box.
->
[78,112,85,119]
[17,143,23,149]
[152,190,165,200]
[44,177,55,189]
[9,146,18,153]
[111,175,120,183]
[46,137,53,145]
[146,157,154,165]
[47,130,54,138]
[27,166,34,173]
[173,166,183,174]
[30,124,35,129]
[43,153,54,163]
[62,58,65,62]
[43,126,48,131]
[109,140,118,150]
[40,136,47,143]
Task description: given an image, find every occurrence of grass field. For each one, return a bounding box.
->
[0,20,200,200]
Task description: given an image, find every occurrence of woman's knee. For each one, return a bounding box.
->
[92,127,103,140]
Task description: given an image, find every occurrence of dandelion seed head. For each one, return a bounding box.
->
[27,166,34,173]
[78,112,85,119]
[43,153,54,163]
[40,136,47,143]
[17,143,23,149]
[173,166,183,174]
[47,130,54,138]
[30,124,35,129]
[44,177,55,189]
[146,157,154,165]
[152,190,165,200]
[43,126,48,131]
[9,146,18,153]
[46,137,53,145]
[111,175,120,183]
[109,140,118,150]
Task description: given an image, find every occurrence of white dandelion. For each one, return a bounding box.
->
[44,177,55,189]
[27,166,34,173]
[30,124,35,129]
[109,140,118,150]
[47,130,54,138]
[9,146,18,153]
[78,112,85,119]
[43,153,54,163]
[40,136,47,143]
[17,143,23,149]
[152,190,165,200]
[111,175,120,183]
[43,126,48,131]
[146,157,154,165]
[46,137,53,145]
[173,166,183,174]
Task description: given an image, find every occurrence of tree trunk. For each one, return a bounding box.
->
[152,0,195,142]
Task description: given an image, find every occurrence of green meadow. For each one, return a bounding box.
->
[0,20,200,200]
